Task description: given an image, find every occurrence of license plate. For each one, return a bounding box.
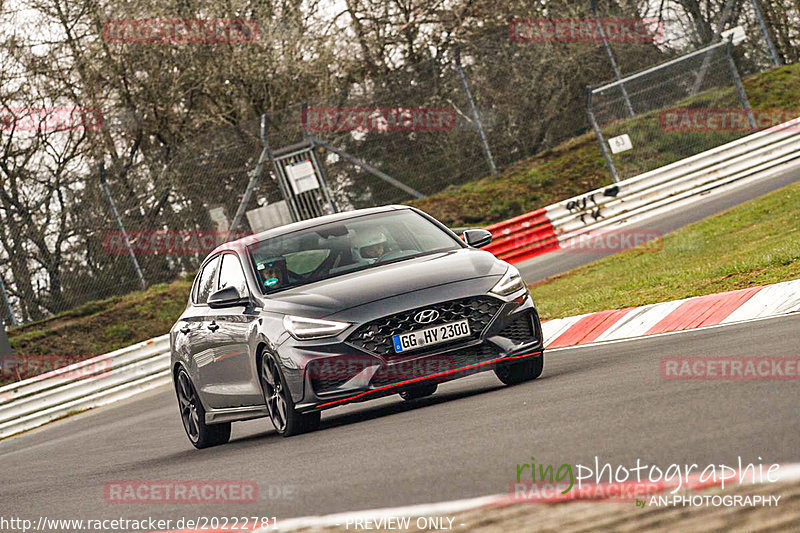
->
[392,320,470,353]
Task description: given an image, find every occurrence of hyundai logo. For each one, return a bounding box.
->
[414,309,439,324]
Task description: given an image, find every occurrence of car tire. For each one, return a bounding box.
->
[176,368,231,449]
[260,354,321,437]
[399,382,438,401]
[494,354,544,385]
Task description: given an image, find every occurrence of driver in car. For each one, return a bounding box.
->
[353,228,390,263]
[258,257,288,289]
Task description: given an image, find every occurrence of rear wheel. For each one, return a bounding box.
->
[494,354,544,385]
[176,369,231,449]
[260,355,320,437]
[399,382,438,401]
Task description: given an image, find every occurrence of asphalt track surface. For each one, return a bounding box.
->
[517,165,800,282]
[1,315,798,524]
[1,170,799,526]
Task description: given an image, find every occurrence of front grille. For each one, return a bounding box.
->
[347,296,502,356]
[497,313,536,343]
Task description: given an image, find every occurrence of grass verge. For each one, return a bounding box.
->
[532,182,800,321]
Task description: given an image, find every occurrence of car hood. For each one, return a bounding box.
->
[259,248,507,317]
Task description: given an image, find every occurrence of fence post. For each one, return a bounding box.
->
[453,47,498,177]
[0,275,16,327]
[725,42,757,130]
[301,103,339,214]
[586,88,620,183]
[750,0,781,66]
[690,0,736,95]
[590,0,635,117]
[0,314,12,357]
[98,162,146,291]
[230,114,269,232]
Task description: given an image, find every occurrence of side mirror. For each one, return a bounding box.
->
[208,286,246,308]
[462,229,493,248]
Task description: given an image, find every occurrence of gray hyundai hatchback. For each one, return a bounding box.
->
[171,206,544,448]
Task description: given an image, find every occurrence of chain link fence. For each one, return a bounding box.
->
[0,9,789,328]
[587,40,760,180]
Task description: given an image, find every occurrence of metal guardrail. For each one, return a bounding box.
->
[484,117,800,263]
[0,335,171,438]
[2,117,800,439]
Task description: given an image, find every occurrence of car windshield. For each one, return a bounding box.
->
[247,210,462,293]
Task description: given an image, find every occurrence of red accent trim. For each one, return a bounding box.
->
[315,351,542,409]
[548,307,634,348]
[645,286,763,335]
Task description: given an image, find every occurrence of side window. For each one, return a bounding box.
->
[218,254,248,296]
[194,256,221,304]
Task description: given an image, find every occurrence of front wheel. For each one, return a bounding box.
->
[494,354,544,385]
[176,369,231,449]
[260,355,320,437]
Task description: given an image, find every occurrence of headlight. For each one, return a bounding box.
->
[283,315,350,340]
[490,264,527,297]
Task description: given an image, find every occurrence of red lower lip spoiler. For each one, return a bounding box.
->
[316,350,542,409]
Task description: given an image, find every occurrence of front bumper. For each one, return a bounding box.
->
[279,291,544,412]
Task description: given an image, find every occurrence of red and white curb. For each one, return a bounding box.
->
[540,278,800,349]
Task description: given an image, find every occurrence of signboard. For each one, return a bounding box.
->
[246,201,293,233]
[208,206,229,232]
[609,134,633,154]
[285,161,320,195]
[721,26,746,45]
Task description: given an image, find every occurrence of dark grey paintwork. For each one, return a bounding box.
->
[170,205,542,423]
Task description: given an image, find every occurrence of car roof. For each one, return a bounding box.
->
[209,204,411,256]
